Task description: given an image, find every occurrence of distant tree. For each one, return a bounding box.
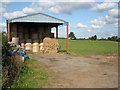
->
[89,35,97,40]
[107,36,118,41]
[69,32,76,40]
[94,35,97,40]
[111,36,118,41]
[118,38,120,42]
[108,37,111,40]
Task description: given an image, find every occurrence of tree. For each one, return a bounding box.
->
[89,35,97,40]
[69,32,76,40]
[107,36,119,41]
[94,35,97,40]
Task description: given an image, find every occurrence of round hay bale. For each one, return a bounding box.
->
[32,33,38,39]
[12,37,19,45]
[40,43,43,51]
[26,39,32,43]
[18,33,23,39]
[24,34,29,39]
[25,43,32,51]
[21,43,25,49]
[32,43,39,52]
[33,39,39,43]
[19,39,25,43]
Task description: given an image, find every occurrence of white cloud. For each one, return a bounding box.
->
[108,8,119,17]
[105,15,118,26]
[22,7,35,14]
[87,29,91,32]
[23,7,44,14]
[3,11,26,19]
[0,7,6,14]
[0,23,6,28]
[90,17,106,25]
[2,2,94,19]
[31,1,93,14]
[91,24,102,29]
[91,3,117,12]
[104,0,119,2]
[38,0,56,7]
[77,23,88,28]
[0,1,11,14]
[3,6,45,19]
[48,2,93,14]
[90,11,118,28]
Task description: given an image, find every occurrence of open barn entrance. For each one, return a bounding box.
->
[7,13,69,53]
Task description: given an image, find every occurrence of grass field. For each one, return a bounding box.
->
[11,59,54,88]
[58,39,118,55]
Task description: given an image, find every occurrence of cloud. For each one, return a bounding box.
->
[108,8,119,17]
[105,15,118,27]
[49,2,93,14]
[3,6,45,19]
[87,29,91,32]
[22,7,35,14]
[30,1,94,14]
[90,9,119,28]
[3,1,94,19]
[91,3,117,12]
[3,11,26,19]
[90,17,106,25]
[77,23,88,28]
[23,7,45,14]
[0,1,11,14]
[91,24,102,29]
[0,23,6,28]
[0,7,6,14]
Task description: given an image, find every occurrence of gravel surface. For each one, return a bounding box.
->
[30,53,118,88]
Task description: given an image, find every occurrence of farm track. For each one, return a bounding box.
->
[30,54,118,88]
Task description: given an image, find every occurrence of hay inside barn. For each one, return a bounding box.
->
[7,13,69,53]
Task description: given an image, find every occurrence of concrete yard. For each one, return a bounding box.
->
[31,54,118,88]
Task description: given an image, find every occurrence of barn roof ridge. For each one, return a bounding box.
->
[8,13,68,24]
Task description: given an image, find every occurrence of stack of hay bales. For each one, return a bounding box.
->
[12,37,19,45]
[32,33,40,52]
[21,43,25,49]
[25,39,32,51]
[18,26,24,43]
[32,33,39,42]
[40,43,43,51]
[15,26,57,53]
[43,37,58,53]
[24,27,29,39]
[25,43,32,51]
[50,33,54,38]
[32,43,39,52]
[11,24,17,37]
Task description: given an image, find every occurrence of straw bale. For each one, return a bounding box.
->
[32,33,38,39]
[11,24,17,32]
[11,32,17,37]
[18,26,23,33]
[38,27,44,33]
[24,34,29,39]
[19,39,25,43]
[25,39,32,43]
[33,39,39,43]
[43,37,58,53]
[18,33,23,39]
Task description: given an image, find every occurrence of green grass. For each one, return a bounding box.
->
[10,59,53,88]
[58,39,118,55]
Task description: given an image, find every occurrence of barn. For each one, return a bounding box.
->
[7,13,69,53]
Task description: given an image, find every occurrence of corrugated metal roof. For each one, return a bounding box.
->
[8,13,68,24]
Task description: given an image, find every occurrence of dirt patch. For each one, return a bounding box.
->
[30,54,118,88]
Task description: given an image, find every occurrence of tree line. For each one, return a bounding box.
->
[68,32,120,42]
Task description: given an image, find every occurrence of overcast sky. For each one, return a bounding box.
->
[0,0,119,38]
